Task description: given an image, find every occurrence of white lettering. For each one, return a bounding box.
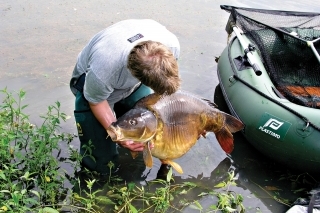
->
[259,126,280,139]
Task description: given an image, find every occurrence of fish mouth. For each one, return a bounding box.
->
[106,125,122,141]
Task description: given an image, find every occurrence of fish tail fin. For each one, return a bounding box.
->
[161,160,184,174]
[215,113,244,154]
[215,128,234,154]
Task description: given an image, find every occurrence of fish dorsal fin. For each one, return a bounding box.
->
[161,160,184,174]
[135,93,161,108]
[143,142,153,168]
[201,98,218,108]
[223,113,244,133]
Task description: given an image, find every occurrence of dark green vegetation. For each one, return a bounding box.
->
[0,88,249,212]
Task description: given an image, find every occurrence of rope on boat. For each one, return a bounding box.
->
[232,75,320,132]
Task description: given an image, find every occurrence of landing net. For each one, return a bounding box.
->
[221,5,320,108]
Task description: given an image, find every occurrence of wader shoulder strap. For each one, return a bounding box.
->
[73,73,86,93]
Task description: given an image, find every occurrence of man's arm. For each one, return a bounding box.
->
[89,100,145,151]
[89,100,116,130]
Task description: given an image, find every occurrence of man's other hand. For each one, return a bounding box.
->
[119,140,153,152]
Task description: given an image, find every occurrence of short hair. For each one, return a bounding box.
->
[127,40,180,94]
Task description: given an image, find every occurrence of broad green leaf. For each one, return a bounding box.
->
[0,172,6,180]
[183,182,197,187]
[166,167,173,182]
[20,171,30,180]
[198,192,208,197]
[170,194,174,201]
[95,196,115,205]
[12,193,20,204]
[193,200,203,210]
[189,202,203,210]
[129,204,138,213]
[214,182,226,188]
[21,189,27,195]
[225,206,237,212]
[30,190,40,198]
[21,104,29,110]
[229,171,235,180]
[24,198,39,205]
[179,189,188,195]
[128,182,135,191]
[38,207,59,213]
[209,204,218,210]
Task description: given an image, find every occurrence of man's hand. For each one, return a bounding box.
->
[119,141,145,152]
[119,140,154,152]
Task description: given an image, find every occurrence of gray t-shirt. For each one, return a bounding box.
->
[70,19,180,106]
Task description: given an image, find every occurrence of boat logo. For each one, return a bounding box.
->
[262,119,284,130]
[257,113,291,141]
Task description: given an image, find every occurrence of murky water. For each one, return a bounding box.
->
[1,0,320,212]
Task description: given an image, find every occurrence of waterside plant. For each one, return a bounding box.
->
[0,88,246,213]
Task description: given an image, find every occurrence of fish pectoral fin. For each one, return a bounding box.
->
[143,142,153,168]
[215,127,234,154]
[130,151,139,159]
[161,160,184,174]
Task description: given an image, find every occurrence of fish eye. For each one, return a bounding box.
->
[129,119,137,126]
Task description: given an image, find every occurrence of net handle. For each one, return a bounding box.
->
[232,26,262,76]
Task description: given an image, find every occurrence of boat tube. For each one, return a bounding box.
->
[217,5,320,174]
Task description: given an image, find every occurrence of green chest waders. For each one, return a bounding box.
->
[73,74,153,174]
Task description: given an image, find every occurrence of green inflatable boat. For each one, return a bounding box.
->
[217,5,320,174]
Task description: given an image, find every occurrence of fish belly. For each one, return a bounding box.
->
[150,124,200,160]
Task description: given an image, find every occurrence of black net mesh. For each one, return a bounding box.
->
[221,5,320,108]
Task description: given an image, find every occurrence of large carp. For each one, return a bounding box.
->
[107,90,244,174]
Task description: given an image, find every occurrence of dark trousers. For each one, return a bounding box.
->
[74,84,153,174]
